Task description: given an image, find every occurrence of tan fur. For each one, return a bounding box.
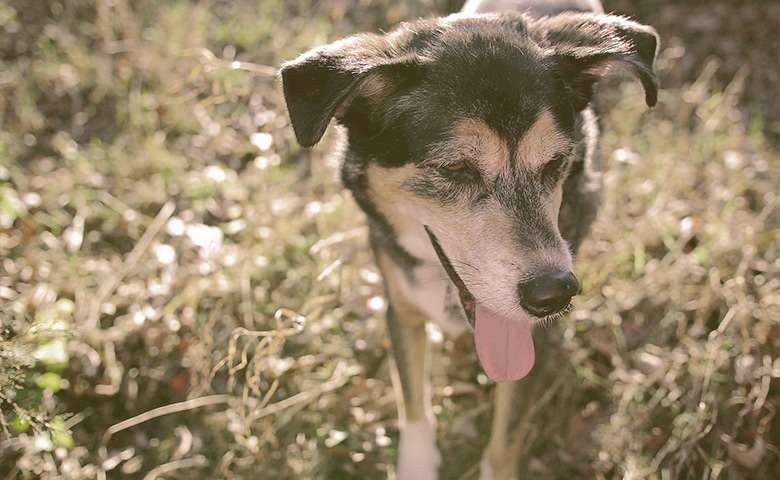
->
[517,109,574,171]
[448,120,508,184]
[335,71,396,118]
[366,163,437,260]
[377,249,434,425]
[377,249,429,329]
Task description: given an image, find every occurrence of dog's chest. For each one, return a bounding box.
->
[394,261,471,337]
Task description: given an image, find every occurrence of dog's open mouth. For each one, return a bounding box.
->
[424,226,536,383]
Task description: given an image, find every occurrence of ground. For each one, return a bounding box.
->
[0,0,778,479]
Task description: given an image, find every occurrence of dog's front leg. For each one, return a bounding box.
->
[481,330,553,480]
[377,251,440,480]
[480,381,525,480]
[388,307,440,480]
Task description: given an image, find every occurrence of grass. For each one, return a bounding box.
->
[0,0,778,479]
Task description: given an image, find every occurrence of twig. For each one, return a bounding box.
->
[97,362,360,465]
[191,48,279,76]
[308,227,366,255]
[99,394,233,451]
[248,361,361,422]
[141,455,209,480]
[85,201,175,330]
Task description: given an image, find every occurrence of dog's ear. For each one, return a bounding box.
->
[535,14,659,111]
[280,35,423,148]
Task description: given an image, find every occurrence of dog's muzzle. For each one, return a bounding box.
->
[424,226,476,327]
[425,225,577,382]
[424,226,578,321]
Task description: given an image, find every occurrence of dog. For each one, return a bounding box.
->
[280,0,658,478]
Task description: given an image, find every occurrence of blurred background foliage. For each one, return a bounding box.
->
[0,0,778,479]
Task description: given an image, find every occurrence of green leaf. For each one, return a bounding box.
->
[36,372,63,393]
[49,417,74,449]
[12,415,30,433]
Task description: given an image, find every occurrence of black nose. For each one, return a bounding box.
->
[517,270,580,318]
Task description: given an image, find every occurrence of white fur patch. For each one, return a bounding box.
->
[479,456,495,480]
[392,257,470,337]
[397,419,441,480]
[479,456,518,480]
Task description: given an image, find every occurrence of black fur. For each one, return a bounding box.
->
[281,13,658,145]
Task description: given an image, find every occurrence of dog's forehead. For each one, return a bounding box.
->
[433,110,571,172]
[397,18,575,143]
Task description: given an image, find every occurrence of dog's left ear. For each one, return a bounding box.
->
[535,14,660,111]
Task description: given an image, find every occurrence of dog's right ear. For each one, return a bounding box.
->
[535,13,659,112]
[280,35,422,148]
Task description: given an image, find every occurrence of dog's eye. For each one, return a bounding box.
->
[541,154,569,184]
[436,160,480,184]
[442,161,467,172]
[438,161,476,179]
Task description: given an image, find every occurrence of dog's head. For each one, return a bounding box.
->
[280,12,658,381]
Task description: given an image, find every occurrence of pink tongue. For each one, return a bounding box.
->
[474,304,535,382]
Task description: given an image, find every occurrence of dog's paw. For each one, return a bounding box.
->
[479,455,518,480]
[397,420,441,480]
[479,456,495,480]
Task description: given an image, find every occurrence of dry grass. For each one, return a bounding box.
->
[0,1,778,479]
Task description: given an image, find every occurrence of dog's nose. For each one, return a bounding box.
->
[517,270,580,318]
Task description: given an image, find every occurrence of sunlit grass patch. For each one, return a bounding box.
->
[565,63,780,479]
[0,0,778,479]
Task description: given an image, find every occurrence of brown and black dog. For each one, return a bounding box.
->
[280,0,658,478]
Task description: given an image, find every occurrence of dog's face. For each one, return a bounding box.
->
[281,12,658,380]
